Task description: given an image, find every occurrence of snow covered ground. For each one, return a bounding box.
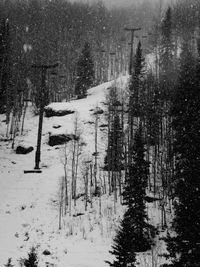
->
[0,76,125,266]
[0,75,168,266]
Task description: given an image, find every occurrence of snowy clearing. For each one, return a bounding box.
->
[0,75,168,266]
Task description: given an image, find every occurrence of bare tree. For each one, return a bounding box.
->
[71,113,82,206]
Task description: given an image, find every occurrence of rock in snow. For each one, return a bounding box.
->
[16,145,34,154]
[43,249,51,255]
[44,106,75,117]
[48,133,79,146]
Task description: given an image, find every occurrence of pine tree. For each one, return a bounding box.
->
[106,207,137,267]
[0,18,5,112]
[160,6,174,101]
[4,258,14,267]
[159,7,175,208]
[166,44,200,267]
[128,41,145,151]
[74,42,94,98]
[107,127,154,267]
[0,18,10,114]
[160,7,173,67]
[147,87,160,146]
[124,126,153,252]
[104,113,123,172]
[24,247,38,267]
[129,41,144,117]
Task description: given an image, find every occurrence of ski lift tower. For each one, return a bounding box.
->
[27,63,59,172]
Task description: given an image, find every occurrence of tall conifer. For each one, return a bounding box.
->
[4,258,14,267]
[24,247,38,267]
[160,7,174,100]
[166,44,200,267]
[129,41,144,118]
[106,206,137,267]
[124,126,153,252]
[107,127,154,267]
[75,42,94,98]
[104,113,123,172]
[0,18,10,113]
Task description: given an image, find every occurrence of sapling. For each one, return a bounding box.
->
[24,247,38,267]
[4,258,14,267]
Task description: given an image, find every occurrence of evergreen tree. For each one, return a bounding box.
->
[166,44,200,266]
[160,7,173,69]
[4,258,14,267]
[24,247,38,267]
[104,113,123,172]
[106,207,137,267]
[160,7,175,101]
[128,41,145,149]
[159,7,175,207]
[107,127,154,267]
[129,41,144,117]
[124,126,153,252]
[147,88,160,146]
[0,18,10,113]
[74,42,94,98]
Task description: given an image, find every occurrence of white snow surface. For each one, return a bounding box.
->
[0,76,125,266]
[0,75,168,266]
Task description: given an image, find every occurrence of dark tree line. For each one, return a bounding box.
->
[105,1,200,266]
[106,127,155,267]
[165,42,200,267]
[0,0,159,108]
[105,38,156,266]
[0,0,160,143]
[0,18,10,114]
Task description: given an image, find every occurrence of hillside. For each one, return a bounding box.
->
[0,75,169,267]
[0,76,122,266]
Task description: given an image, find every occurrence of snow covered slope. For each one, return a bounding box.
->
[0,74,169,267]
[0,76,129,266]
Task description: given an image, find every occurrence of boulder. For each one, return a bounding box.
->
[44,107,74,117]
[73,212,85,217]
[52,124,62,129]
[99,124,108,128]
[93,108,104,115]
[16,145,34,154]
[43,249,51,256]
[48,134,79,146]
